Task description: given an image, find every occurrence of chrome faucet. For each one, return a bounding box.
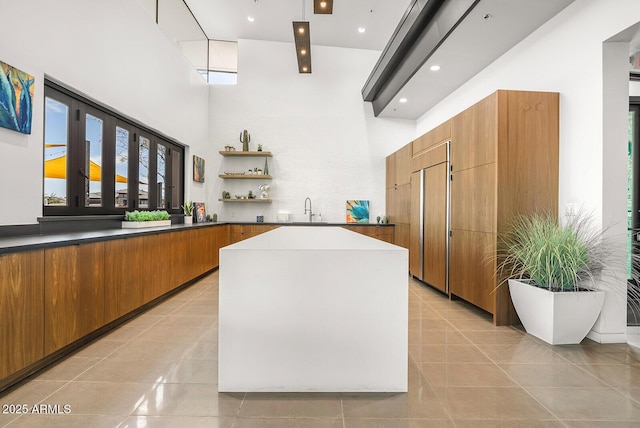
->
[304,197,315,222]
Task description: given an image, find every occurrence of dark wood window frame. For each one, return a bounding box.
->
[43,81,184,216]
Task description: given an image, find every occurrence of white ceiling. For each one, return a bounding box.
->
[182,0,577,120]
[183,0,410,51]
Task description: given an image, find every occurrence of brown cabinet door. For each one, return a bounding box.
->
[386,152,396,189]
[449,230,496,314]
[44,243,105,354]
[422,162,448,293]
[142,233,174,302]
[0,251,44,379]
[451,93,497,171]
[104,237,144,323]
[395,143,412,186]
[450,163,497,234]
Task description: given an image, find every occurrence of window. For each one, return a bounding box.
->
[43,82,184,216]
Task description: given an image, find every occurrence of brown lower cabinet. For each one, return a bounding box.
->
[0,224,228,393]
[0,251,44,379]
[341,225,394,243]
[44,242,106,355]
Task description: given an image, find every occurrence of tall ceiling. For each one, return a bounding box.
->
[183,0,410,51]
[181,0,579,120]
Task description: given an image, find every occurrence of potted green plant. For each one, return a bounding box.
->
[257,144,263,151]
[497,211,610,345]
[182,201,194,224]
[122,210,171,228]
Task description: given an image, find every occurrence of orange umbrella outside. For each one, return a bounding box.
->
[44,156,128,183]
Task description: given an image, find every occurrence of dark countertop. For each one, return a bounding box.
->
[0,222,394,255]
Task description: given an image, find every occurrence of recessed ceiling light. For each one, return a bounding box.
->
[399,98,408,103]
[320,1,327,7]
[247,16,255,22]
[300,49,307,55]
[430,65,441,71]
[358,27,366,33]
[298,27,305,34]
[302,66,308,72]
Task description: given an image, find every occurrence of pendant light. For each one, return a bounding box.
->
[293,1,311,73]
[314,0,333,14]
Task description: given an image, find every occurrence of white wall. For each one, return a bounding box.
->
[0,0,209,225]
[208,39,415,223]
[416,0,640,342]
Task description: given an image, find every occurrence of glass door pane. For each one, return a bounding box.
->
[157,143,167,209]
[171,150,181,210]
[44,97,70,206]
[138,135,150,208]
[85,113,104,207]
[115,126,130,208]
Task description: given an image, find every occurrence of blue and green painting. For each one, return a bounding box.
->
[0,60,34,135]
[346,200,370,223]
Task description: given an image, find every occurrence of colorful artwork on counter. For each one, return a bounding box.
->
[193,155,205,182]
[194,202,206,223]
[0,60,34,134]
[346,200,370,223]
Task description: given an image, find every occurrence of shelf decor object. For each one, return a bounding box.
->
[240,130,251,151]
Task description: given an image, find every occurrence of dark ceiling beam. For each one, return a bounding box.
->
[362,0,480,116]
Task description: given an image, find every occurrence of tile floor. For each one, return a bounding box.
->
[1,272,640,427]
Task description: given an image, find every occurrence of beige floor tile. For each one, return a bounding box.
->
[563,422,640,428]
[32,357,102,382]
[477,343,572,364]
[341,390,448,420]
[439,386,555,420]
[43,381,154,416]
[136,326,211,343]
[121,415,235,428]
[233,417,344,428]
[71,339,125,358]
[106,338,197,361]
[409,344,492,364]
[452,420,565,428]
[344,418,454,428]
[408,330,470,346]
[75,358,177,383]
[5,413,126,427]
[445,317,504,331]
[180,340,218,360]
[571,363,640,388]
[238,393,342,418]
[163,359,217,384]
[101,325,148,342]
[527,386,640,420]
[460,329,535,346]
[132,383,243,417]
[498,363,608,388]
[154,315,214,329]
[417,363,517,387]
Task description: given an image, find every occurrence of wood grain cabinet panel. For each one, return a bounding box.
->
[142,233,174,302]
[451,94,497,171]
[44,243,105,354]
[386,153,396,189]
[449,230,496,314]
[450,163,497,233]
[0,251,44,379]
[413,120,451,156]
[395,143,412,186]
[104,237,144,323]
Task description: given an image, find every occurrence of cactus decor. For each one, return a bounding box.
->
[264,158,269,175]
[240,129,251,151]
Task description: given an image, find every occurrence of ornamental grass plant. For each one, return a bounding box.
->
[497,212,609,292]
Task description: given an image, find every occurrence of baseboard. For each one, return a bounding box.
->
[627,326,640,349]
[586,329,628,344]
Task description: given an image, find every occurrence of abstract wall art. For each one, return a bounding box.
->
[346,200,370,223]
[0,60,34,134]
[193,155,205,182]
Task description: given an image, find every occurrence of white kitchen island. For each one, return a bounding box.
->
[218,226,408,392]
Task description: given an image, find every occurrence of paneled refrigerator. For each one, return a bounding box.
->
[409,141,450,294]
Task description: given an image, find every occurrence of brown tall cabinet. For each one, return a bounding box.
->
[387,90,559,326]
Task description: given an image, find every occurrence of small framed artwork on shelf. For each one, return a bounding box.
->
[346,200,370,223]
[194,202,206,223]
[193,155,205,182]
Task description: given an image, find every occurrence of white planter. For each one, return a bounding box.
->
[508,279,605,345]
[122,220,171,229]
[184,216,193,224]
